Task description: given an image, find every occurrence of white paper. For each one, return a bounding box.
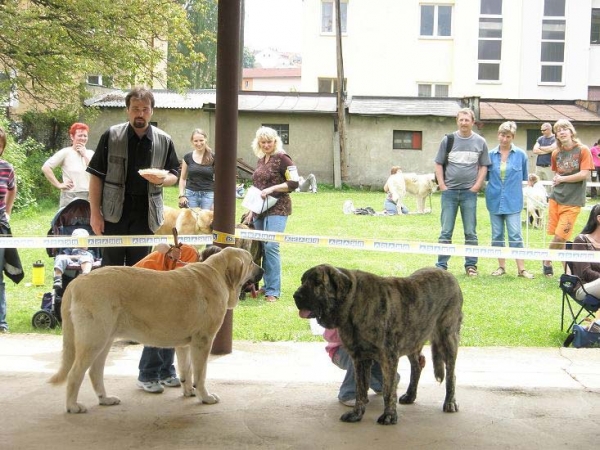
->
[242,186,278,214]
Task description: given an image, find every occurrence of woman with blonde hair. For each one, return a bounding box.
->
[243,126,299,302]
[178,129,215,210]
[486,121,533,278]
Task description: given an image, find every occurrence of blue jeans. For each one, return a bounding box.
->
[138,347,176,382]
[436,189,479,270]
[0,247,6,331]
[490,212,524,248]
[252,214,288,298]
[185,189,214,209]
[332,346,385,402]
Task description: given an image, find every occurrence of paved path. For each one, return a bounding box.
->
[1,334,600,450]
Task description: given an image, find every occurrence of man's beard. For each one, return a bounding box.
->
[133,118,147,129]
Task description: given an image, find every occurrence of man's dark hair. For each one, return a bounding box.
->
[125,86,155,109]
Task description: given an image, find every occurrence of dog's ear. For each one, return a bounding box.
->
[223,249,250,308]
[326,266,352,297]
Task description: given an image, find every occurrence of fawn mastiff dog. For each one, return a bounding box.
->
[49,247,263,413]
[294,265,463,425]
[155,205,214,236]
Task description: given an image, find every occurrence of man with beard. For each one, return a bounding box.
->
[86,86,180,393]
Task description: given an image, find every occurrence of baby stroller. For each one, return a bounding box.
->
[31,199,101,329]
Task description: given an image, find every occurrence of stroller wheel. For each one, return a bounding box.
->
[32,310,57,329]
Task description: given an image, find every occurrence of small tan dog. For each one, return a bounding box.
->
[155,206,214,235]
[403,173,437,214]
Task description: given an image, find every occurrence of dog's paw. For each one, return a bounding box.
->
[67,403,87,414]
[183,387,196,397]
[377,411,398,425]
[443,401,459,413]
[99,396,121,406]
[398,393,416,404]
[340,408,364,423]
[201,393,220,404]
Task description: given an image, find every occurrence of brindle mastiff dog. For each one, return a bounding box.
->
[293,264,463,425]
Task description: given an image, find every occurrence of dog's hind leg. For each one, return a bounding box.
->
[399,350,424,405]
[65,343,106,413]
[190,337,219,404]
[175,346,194,397]
[432,320,460,413]
[88,338,121,408]
[340,358,370,424]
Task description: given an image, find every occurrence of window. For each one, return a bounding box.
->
[393,131,422,150]
[318,77,347,94]
[592,9,600,44]
[321,1,347,33]
[420,5,452,37]
[418,83,449,97]
[478,2,502,82]
[262,124,289,145]
[87,75,103,86]
[540,0,565,83]
[480,0,502,14]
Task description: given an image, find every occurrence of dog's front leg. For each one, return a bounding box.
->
[340,358,369,423]
[175,346,194,397]
[377,355,399,425]
[191,339,219,404]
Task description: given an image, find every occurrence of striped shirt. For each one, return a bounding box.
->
[0,159,16,225]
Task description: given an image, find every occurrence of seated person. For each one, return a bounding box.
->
[570,204,600,304]
[383,166,408,215]
[324,327,394,406]
[52,228,95,290]
[296,173,317,193]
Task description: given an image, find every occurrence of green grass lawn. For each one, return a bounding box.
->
[5,185,592,347]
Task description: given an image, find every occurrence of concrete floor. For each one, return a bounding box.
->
[2,334,600,450]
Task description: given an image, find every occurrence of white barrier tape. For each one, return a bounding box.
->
[1,230,598,263]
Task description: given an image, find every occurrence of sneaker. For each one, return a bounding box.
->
[136,380,164,393]
[53,276,62,290]
[339,398,355,407]
[0,327,8,333]
[160,376,181,387]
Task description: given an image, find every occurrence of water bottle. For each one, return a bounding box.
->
[32,260,45,286]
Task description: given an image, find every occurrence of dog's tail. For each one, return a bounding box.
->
[431,341,446,383]
[48,287,75,385]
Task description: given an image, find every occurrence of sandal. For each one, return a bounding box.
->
[491,267,506,276]
[465,266,478,277]
[518,270,535,279]
[542,264,554,277]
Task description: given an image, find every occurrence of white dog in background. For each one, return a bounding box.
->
[524,173,548,229]
[402,173,437,214]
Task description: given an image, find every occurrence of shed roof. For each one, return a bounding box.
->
[85,90,336,114]
[480,101,600,123]
[348,96,463,117]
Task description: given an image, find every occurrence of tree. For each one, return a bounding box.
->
[174,0,218,89]
[242,47,255,68]
[0,0,214,112]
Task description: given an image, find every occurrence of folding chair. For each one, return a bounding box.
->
[559,243,600,333]
[559,274,600,332]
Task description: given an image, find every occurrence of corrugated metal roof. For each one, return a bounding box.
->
[85,90,336,113]
[348,96,463,117]
[480,101,600,123]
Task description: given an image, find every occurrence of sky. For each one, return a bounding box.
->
[243,0,303,53]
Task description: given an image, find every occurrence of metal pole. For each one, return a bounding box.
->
[211,0,241,355]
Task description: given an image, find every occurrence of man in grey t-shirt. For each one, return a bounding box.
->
[434,107,491,276]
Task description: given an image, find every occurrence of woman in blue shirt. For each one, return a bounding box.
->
[486,121,534,279]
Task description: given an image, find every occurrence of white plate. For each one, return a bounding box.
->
[138,168,169,177]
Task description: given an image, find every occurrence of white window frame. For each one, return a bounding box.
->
[87,75,103,86]
[419,4,453,38]
[418,83,450,97]
[540,0,566,85]
[321,1,348,35]
[477,1,503,83]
